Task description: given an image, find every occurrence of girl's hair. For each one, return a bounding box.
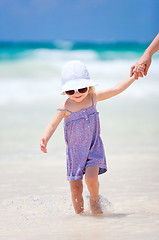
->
[89,86,95,94]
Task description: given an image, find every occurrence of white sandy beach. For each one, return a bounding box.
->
[0,95,159,240]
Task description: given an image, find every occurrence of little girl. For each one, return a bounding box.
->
[40,60,145,215]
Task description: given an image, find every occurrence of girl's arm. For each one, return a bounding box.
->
[96,75,136,102]
[40,110,65,153]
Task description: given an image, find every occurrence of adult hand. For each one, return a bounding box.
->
[130,52,152,80]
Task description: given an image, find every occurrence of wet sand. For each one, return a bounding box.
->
[0,98,159,240]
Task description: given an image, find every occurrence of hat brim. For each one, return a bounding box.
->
[61,79,97,95]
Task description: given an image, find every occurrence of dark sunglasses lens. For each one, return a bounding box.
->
[78,87,88,94]
[65,90,75,95]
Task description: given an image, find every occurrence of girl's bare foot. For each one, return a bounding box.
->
[74,197,84,214]
[90,197,103,215]
[69,179,84,214]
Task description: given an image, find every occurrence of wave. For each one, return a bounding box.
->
[0,42,158,105]
[0,59,159,105]
[0,55,158,80]
[0,41,152,61]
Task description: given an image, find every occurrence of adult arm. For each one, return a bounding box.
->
[130,33,159,79]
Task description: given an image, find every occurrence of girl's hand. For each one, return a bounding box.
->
[136,64,146,78]
[130,52,151,79]
[40,138,48,153]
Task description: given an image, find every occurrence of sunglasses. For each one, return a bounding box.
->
[65,87,89,96]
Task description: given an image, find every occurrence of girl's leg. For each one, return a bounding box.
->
[85,166,103,214]
[69,179,84,214]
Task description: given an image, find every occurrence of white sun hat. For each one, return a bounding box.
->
[61,60,97,94]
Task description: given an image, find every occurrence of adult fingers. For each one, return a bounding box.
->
[130,65,135,77]
[138,72,144,77]
[134,71,139,80]
[144,64,149,76]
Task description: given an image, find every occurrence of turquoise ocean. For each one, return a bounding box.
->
[0,41,159,104]
[0,41,159,240]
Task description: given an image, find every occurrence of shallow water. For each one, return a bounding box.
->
[0,157,159,240]
[0,97,159,240]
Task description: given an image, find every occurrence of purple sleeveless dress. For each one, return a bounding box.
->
[58,95,107,181]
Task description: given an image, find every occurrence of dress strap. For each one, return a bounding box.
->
[92,94,94,106]
[57,108,72,114]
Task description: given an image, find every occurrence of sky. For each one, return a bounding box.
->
[0,0,158,43]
